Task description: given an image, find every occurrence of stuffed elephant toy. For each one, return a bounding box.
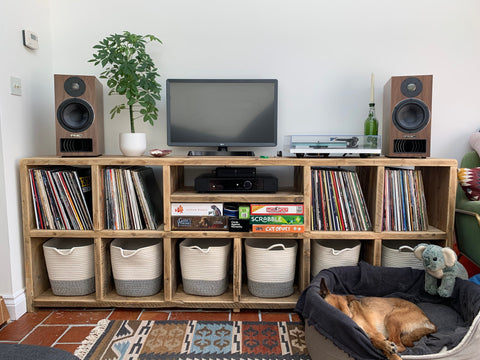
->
[414,244,469,297]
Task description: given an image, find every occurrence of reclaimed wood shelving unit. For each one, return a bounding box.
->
[19,156,457,312]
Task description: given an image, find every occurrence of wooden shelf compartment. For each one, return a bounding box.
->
[25,236,100,311]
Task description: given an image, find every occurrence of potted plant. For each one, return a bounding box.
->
[89,31,162,156]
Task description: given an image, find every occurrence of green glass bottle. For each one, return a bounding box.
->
[364,103,378,148]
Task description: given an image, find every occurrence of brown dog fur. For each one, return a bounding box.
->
[319,278,436,360]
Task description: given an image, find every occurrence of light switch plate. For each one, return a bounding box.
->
[10,77,22,96]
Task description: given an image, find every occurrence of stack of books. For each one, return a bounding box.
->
[311,168,372,231]
[383,168,429,231]
[250,204,304,233]
[29,167,93,230]
[104,166,162,230]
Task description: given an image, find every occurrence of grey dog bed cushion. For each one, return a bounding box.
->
[295,262,480,360]
[0,343,79,359]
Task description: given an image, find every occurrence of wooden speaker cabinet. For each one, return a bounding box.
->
[382,75,432,157]
[55,74,104,156]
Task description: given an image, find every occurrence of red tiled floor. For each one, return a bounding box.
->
[58,325,95,343]
[0,310,51,341]
[43,309,112,325]
[139,310,170,321]
[169,310,230,321]
[261,311,292,322]
[231,309,260,321]
[0,308,299,355]
[21,325,69,347]
[109,308,142,320]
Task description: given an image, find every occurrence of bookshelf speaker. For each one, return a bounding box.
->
[382,75,432,157]
[55,74,104,156]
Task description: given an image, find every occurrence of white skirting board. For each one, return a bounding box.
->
[1,289,26,321]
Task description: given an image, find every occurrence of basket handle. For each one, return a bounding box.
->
[267,244,286,251]
[120,248,140,258]
[398,246,414,252]
[187,245,211,254]
[53,248,74,256]
[331,248,354,256]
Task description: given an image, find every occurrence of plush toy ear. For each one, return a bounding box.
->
[414,244,428,260]
[442,247,457,267]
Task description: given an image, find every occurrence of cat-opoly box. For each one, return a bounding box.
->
[171,203,223,216]
[251,224,305,233]
[250,204,304,215]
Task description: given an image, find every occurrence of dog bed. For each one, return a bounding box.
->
[295,262,480,360]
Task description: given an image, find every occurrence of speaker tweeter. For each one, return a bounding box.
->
[55,74,104,157]
[382,75,432,158]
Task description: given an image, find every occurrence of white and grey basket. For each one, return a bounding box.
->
[179,238,231,296]
[381,241,424,269]
[110,238,163,297]
[43,238,95,296]
[311,239,361,277]
[245,238,297,298]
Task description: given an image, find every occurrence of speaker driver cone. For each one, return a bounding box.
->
[64,76,86,97]
[57,98,94,132]
[392,98,430,133]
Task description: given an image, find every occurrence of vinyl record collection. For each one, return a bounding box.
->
[382,168,429,231]
[104,166,163,230]
[29,167,93,230]
[311,168,372,231]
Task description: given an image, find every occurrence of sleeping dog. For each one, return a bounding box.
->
[319,278,436,360]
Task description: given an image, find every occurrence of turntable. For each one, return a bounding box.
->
[285,135,381,157]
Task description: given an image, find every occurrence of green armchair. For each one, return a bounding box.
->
[455,151,480,268]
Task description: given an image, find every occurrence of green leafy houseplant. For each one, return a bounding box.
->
[89,31,162,133]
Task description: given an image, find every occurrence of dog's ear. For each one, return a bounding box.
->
[319,278,330,298]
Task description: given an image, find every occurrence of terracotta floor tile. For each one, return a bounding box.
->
[54,343,80,354]
[0,310,52,341]
[169,311,230,321]
[21,325,68,347]
[231,310,260,321]
[43,309,111,325]
[261,311,291,322]
[138,310,170,321]
[290,313,301,322]
[109,308,142,320]
[58,325,95,343]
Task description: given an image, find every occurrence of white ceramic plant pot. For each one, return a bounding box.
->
[119,133,147,156]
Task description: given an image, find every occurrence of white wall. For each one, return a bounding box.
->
[1,0,479,318]
[49,0,480,160]
[0,0,54,318]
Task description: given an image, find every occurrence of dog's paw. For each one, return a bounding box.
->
[384,340,398,354]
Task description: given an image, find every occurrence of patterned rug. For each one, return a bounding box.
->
[74,320,310,360]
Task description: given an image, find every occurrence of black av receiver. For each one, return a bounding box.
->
[194,174,278,193]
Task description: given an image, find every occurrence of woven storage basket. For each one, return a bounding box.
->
[179,238,231,296]
[245,238,297,298]
[43,238,95,296]
[311,239,361,277]
[110,238,163,297]
[381,241,424,269]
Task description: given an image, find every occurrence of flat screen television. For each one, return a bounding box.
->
[166,79,278,156]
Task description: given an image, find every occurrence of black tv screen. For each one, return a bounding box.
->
[167,79,278,155]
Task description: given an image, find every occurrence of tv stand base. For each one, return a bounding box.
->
[188,150,255,156]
